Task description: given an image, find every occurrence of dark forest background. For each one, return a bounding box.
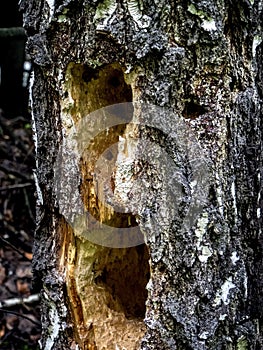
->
[0,1,41,349]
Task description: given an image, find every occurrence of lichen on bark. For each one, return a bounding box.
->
[21,0,263,349]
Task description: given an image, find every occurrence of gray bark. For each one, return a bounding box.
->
[21,0,262,349]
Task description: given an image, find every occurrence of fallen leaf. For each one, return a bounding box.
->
[16,279,31,295]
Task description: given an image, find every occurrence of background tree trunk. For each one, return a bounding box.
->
[21,0,262,349]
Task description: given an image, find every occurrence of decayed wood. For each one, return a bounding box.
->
[21,0,262,349]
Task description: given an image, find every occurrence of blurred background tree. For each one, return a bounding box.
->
[0,2,40,349]
[0,0,31,117]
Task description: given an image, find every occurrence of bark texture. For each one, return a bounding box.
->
[21,0,262,349]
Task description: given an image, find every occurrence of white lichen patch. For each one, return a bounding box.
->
[201,19,217,31]
[231,181,238,217]
[213,277,236,306]
[198,245,213,263]
[30,72,44,207]
[43,302,60,350]
[252,35,262,57]
[94,0,150,29]
[187,3,215,29]
[195,212,209,248]
[127,0,151,28]
[243,271,248,299]
[29,72,38,165]
[257,189,261,219]
[230,251,239,265]
[219,313,227,321]
[257,183,261,218]
[46,0,55,21]
[33,171,44,206]
[198,331,210,340]
[195,213,213,263]
[190,179,197,195]
[215,173,224,216]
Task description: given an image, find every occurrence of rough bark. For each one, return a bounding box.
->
[21,0,262,349]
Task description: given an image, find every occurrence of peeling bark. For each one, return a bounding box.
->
[21,0,262,349]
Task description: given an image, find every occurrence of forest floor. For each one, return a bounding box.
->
[0,111,41,349]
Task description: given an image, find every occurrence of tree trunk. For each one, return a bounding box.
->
[21,0,262,349]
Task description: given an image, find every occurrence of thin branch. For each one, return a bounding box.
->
[0,294,41,327]
[0,183,33,191]
[0,164,31,181]
[0,236,32,261]
[0,309,41,327]
[0,294,40,309]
